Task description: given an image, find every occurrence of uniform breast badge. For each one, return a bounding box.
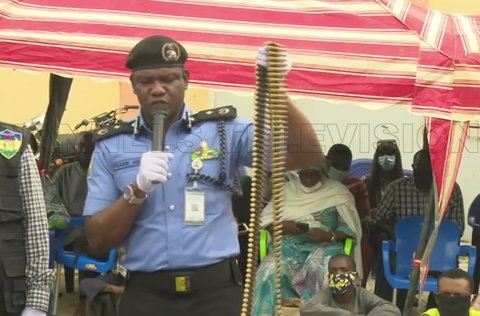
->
[0,129,22,159]
[190,141,219,161]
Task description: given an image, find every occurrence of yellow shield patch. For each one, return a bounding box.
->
[0,129,22,159]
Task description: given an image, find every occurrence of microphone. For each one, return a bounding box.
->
[152,105,169,151]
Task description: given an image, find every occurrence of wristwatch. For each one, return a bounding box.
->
[123,184,146,205]
[329,231,336,242]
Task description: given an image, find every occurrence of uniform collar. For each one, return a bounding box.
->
[133,104,195,136]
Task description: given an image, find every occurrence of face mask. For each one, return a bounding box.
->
[378,155,396,171]
[413,168,433,190]
[299,181,323,193]
[328,272,357,295]
[328,167,348,182]
[434,293,472,316]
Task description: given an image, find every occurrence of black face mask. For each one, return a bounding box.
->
[434,293,471,316]
[413,168,433,190]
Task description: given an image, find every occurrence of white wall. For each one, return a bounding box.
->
[213,91,479,241]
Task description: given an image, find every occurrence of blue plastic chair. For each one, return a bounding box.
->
[348,158,372,179]
[382,216,476,304]
[52,217,117,314]
[55,217,117,273]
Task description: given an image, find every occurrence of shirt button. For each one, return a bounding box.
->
[168,204,175,211]
[165,145,171,151]
[167,172,173,179]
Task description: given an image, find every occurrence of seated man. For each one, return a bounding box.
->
[372,148,464,235]
[326,144,372,287]
[54,131,95,218]
[300,254,400,315]
[469,193,480,293]
[422,268,479,316]
[253,166,362,315]
[370,149,464,307]
[53,131,100,315]
[326,144,370,219]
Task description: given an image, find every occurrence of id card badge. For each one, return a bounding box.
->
[184,187,205,225]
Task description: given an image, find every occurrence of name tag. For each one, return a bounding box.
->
[112,158,140,171]
[184,188,205,225]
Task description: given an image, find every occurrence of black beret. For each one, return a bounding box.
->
[126,35,188,71]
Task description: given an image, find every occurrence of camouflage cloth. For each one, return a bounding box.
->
[41,177,70,230]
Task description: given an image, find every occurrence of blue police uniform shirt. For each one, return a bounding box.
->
[83,105,253,271]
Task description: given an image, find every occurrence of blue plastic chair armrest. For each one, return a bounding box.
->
[382,240,395,252]
[68,217,86,227]
[54,217,86,259]
[382,241,396,286]
[107,249,117,266]
[459,245,477,276]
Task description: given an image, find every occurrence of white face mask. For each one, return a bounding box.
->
[300,181,323,193]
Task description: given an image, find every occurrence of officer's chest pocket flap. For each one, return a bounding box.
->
[3,257,26,278]
[0,194,23,221]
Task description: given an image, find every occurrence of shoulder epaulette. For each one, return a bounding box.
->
[186,105,237,128]
[92,121,135,142]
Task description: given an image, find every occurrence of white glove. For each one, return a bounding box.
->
[256,46,292,75]
[136,151,173,193]
[21,308,46,316]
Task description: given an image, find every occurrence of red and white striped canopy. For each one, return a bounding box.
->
[1,0,480,121]
[0,0,479,218]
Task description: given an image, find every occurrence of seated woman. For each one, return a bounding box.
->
[364,139,404,209]
[253,166,362,316]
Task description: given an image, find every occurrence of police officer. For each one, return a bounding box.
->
[0,122,53,316]
[84,35,323,315]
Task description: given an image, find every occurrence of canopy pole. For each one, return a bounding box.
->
[403,125,436,316]
[403,183,436,316]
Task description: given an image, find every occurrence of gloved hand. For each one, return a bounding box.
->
[136,151,174,193]
[21,308,46,316]
[256,46,292,75]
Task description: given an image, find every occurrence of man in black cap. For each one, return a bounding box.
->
[84,34,324,315]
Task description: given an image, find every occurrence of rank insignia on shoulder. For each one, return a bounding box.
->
[92,121,136,142]
[0,129,22,159]
[186,105,237,128]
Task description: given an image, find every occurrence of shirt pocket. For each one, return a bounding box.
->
[185,159,223,215]
[186,158,222,188]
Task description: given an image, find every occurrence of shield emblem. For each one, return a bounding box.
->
[0,129,22,159]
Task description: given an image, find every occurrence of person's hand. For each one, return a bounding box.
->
[136,151,174,193]
[305,229,331,242]
[21,309,46,316]
[282,221,303,235]
[256,46,292,75]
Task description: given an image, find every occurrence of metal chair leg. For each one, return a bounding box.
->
[393,288,398,306]
[52,263,62,316]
